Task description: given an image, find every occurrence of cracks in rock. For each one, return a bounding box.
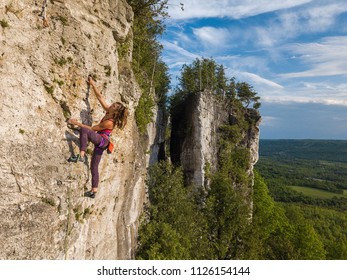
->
[10,165,22,193]
[63,182,72,260]
[5,1,26,19]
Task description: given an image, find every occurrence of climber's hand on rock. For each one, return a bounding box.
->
[67,118,78,125]
[87,75,95,86]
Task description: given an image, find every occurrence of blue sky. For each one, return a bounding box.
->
[161,0,347,139]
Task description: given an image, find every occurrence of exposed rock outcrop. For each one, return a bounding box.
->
[171,92,229,188]
[0,0,151,259]
[171,91,260,191]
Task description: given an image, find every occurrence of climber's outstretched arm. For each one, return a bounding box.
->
[67,119,113,131]
[67,119,92,130]
[88,77,110,111]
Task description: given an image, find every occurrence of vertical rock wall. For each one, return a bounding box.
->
[171,91,229,188]
[0,0,150,259]
[170,91,260,190]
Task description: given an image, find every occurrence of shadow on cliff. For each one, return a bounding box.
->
[148,106,167,165]
[65,130,79,156]
[64,81,93,168]
[81,82,93,126]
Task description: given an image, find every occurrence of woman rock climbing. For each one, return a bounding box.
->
[67,76,128,198]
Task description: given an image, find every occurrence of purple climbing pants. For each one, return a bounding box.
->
[79,127,109,189]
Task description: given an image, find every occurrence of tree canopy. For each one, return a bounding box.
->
[174,58,261,110]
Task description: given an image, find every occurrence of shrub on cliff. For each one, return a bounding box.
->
[136,161,210,259]
[127,0,170,133]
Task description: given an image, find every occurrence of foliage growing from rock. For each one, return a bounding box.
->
[127,0,170,133]
[236,82,261,109]
[0,19,9,28]
[173,58,261,110]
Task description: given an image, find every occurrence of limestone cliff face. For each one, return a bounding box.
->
[0,0,152,259]
[171,91,260,191]
[171,92,228,188]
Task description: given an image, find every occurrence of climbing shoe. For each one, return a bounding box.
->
[84,191,96,199]
[67,154,85,163]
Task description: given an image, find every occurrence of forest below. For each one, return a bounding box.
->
[256,140,347,259]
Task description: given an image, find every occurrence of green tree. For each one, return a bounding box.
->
[216,64,228,95]
[204,172,250,259]
[200,58,217,91]
[294,205,347,259]
[127,0,170,133]
[178,58,221,93]
[136,161,210,259]
[173,58,261,113]
[245,172,299,259]
[283,205,326,259]
[202,108,254,259]
[236,82,261,109]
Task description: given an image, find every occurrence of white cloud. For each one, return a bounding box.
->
[162,41,198,58]
[192,27,230,46]
[305,3,347,31]
[255,27,277,47]
[280,36,347,78]
[168,0,313,20]
[260,87,347,106]
[160,41,200,80]
[278,4,345,34]
[302,82,347,93]
[261,116,279,127]
[243,76,347,107]
[253,2,347,47]
[237,72,284,90]
[219,55,270,74]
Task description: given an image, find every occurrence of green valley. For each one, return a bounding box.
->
[256,139,347,259]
